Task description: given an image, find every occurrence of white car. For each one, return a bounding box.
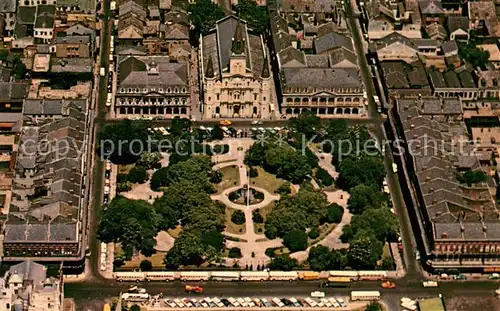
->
[311,291,326,298]
[164,299,176,308]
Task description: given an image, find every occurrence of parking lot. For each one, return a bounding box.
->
[122,294,371,310]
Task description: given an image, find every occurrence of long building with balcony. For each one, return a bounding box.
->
[115,55,190,118]
[3,99,88,263]
[268,8,365,118]
[394,97,500,271]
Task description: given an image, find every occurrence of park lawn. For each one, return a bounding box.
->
[382,242,391,259]
[253,202,274,235]
[168,225,182,238]
[249,167,284,194]
[114,244,166,270]
[215,165,240,194]
[225,207,246,235]
[309,223,336,245]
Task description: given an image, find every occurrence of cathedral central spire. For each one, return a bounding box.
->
[231,19,245,55]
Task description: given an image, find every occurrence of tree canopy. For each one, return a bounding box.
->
[128,166,148,184]
[347,184,384,214]
[97,196,161,258]
[265,187,328,239]
[268,255,298,271]
[98,119,151,164]
[347,230,383,269]
[245,140,312,184]
[308,245,345,271]
[233,0,269,35]
[337,155,385,190]
[289,112,321,140]
[342,208,399,243]
[150,156,213,191]
[457,169,487,186]
[188,0,224,44]
[283,229,308,252]
[458,40,490,70]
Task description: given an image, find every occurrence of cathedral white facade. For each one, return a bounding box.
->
[199,16,273,119]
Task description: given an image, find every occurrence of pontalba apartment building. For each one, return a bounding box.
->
[199,16,274,119]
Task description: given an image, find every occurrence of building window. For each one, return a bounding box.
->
[216,94,220,100]
[254,94,257,101]
[263,97,266,101]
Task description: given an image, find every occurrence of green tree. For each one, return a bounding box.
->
[315,167,333,186]
[233,0,269,35]
[265,248,276,258]
[150,156,213,191]
[128,166,148,183]
[289,111,321,140]
[348,208,400,242]
[201,230,225,251]
[139,260,153,271]
[231,210,246,225]
[458,40,490,70]
[228,247,242,258]
[252,210,264,223]
[211,125,225,140]
[130,304,141,311]
[164,231,205,268]
[308,245,344,271]
[284,229,308,252]
[457,169,487,186]
[137,152,163,170]
[97,196,161,258]
[98,119,151,164]
[117,181,132,192]
[347,230,383,269]
[308,228,319,239]
[327,203,344,223]
[338,155,385,190]
[266,187,328,238]
[210,170,223,184]
[188,0,224,44]
[244,142,268,166]
[365,302,383,311]
[12,55,26,80]
[268,255,298,271]
[347,184,383,214]
[276,182,292,195]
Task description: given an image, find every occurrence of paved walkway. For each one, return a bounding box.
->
[210,141,283,269]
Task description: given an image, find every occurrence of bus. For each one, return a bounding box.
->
[351,291,381,301]
[240,271,269,281]
[329,271,358,280]
[299,271,320,280]
[145,271,175,281]
[358,271,387,281]
[115,272,145,282]
[210,271,240,281]
[269,271,298,281]
[321,277,352,288]
[179,271,210,281]
[121,293,149,301]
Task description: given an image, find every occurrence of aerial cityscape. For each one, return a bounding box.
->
[0,0,498,310]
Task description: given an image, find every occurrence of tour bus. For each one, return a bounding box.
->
[115,272,146,282]
[179,271,210,281]
[358,270,387,281]
[350,291,381,301]
[210,271,240,281]
[329,270,359,280]
[299,271,320,280]
[321,277,352,288]
[269,271,299,281]
[145,271,175,281]
[121,293,150,301]
[240,271,269,281]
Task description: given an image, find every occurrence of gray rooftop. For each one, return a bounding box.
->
[34,5,56,29]
[118,56,188,88]
[282,67,360,89]
[313,32,353,55]
[0,0,16,12]
[51,58,93,73]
